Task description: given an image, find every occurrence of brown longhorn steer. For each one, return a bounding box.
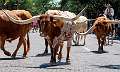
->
[39,15,65,63]
[76,16,120,53]
[1,10,32,58]
[93,16,114,53]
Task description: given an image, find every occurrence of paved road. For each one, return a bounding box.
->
[0,32,120,72]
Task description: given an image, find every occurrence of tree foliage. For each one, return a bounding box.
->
[0,0,120,18]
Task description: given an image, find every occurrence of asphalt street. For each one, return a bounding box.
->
[0,31,120,72]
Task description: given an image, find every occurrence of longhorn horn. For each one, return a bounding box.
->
[53,5,88,21]
[71,5,88,21]
[105,19,120,24]
[76,23,95,35]
[2,9,40,24]
[77,19,120,35]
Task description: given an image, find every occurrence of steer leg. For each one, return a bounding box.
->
[101,41,104,52]
[49,44,54,63]
[50,48,56,64]
[58,42,63,62]
[22,37,28,58]
[66,47,71,64]
[83,35,86,46]
[75,34,79,45]
[107,35,110,45]
[0,36,11,56]
[101,38,106,53]
[97,38,102,53]
[12,37,23,58]
[53,45,59,63]
[43,38,48,55]
[66,39,71,64]
[98,39,104,53]
[26,33,30,54]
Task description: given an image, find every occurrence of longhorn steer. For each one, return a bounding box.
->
[73,16,88,45]
[92,16,113,53]
[42,10,88,54]
[1,10,32,58]
[77,16,120,53]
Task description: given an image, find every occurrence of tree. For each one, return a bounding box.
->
[32,0,51,14]
[19,0,33,11]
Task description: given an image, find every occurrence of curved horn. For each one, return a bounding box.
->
[76,19,120,35]
[2,9,40,24]
[106,20,120,24]
[52,5,88,21]
[76,23,95,35]
[71,5,88,21]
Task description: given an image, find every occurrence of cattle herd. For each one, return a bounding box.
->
[0,6,120,65]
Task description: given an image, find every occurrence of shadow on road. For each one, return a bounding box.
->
[39,62,69,68]
[92,65,120,69]
[0,57,25,60]
[26,62,69,69]
[113,54,120,55]
[91,51,108,54]
[72,44,85,46]
[35,53,51,57]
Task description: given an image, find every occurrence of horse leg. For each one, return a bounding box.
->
[0,36,11,56]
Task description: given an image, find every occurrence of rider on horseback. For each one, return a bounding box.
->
[104,4,114,20]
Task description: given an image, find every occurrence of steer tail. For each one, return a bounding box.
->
[26,33,30,53]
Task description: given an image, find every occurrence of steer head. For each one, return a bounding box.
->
[38,14,64,37]
[93,16,112,34]
[38,14,53,36]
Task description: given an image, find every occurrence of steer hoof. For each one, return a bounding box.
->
[4,51,11,56]
[43,52,48,55]
[11,55,16,59]
[58,54,62,61]
[58,59,61,63]
[23,55,27,58]
[50,61,57,66]
[50,59,56,65]
[66,59,71,64]
[98,50,103,54]
[11,53,16,58]
[98,48,104,54]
